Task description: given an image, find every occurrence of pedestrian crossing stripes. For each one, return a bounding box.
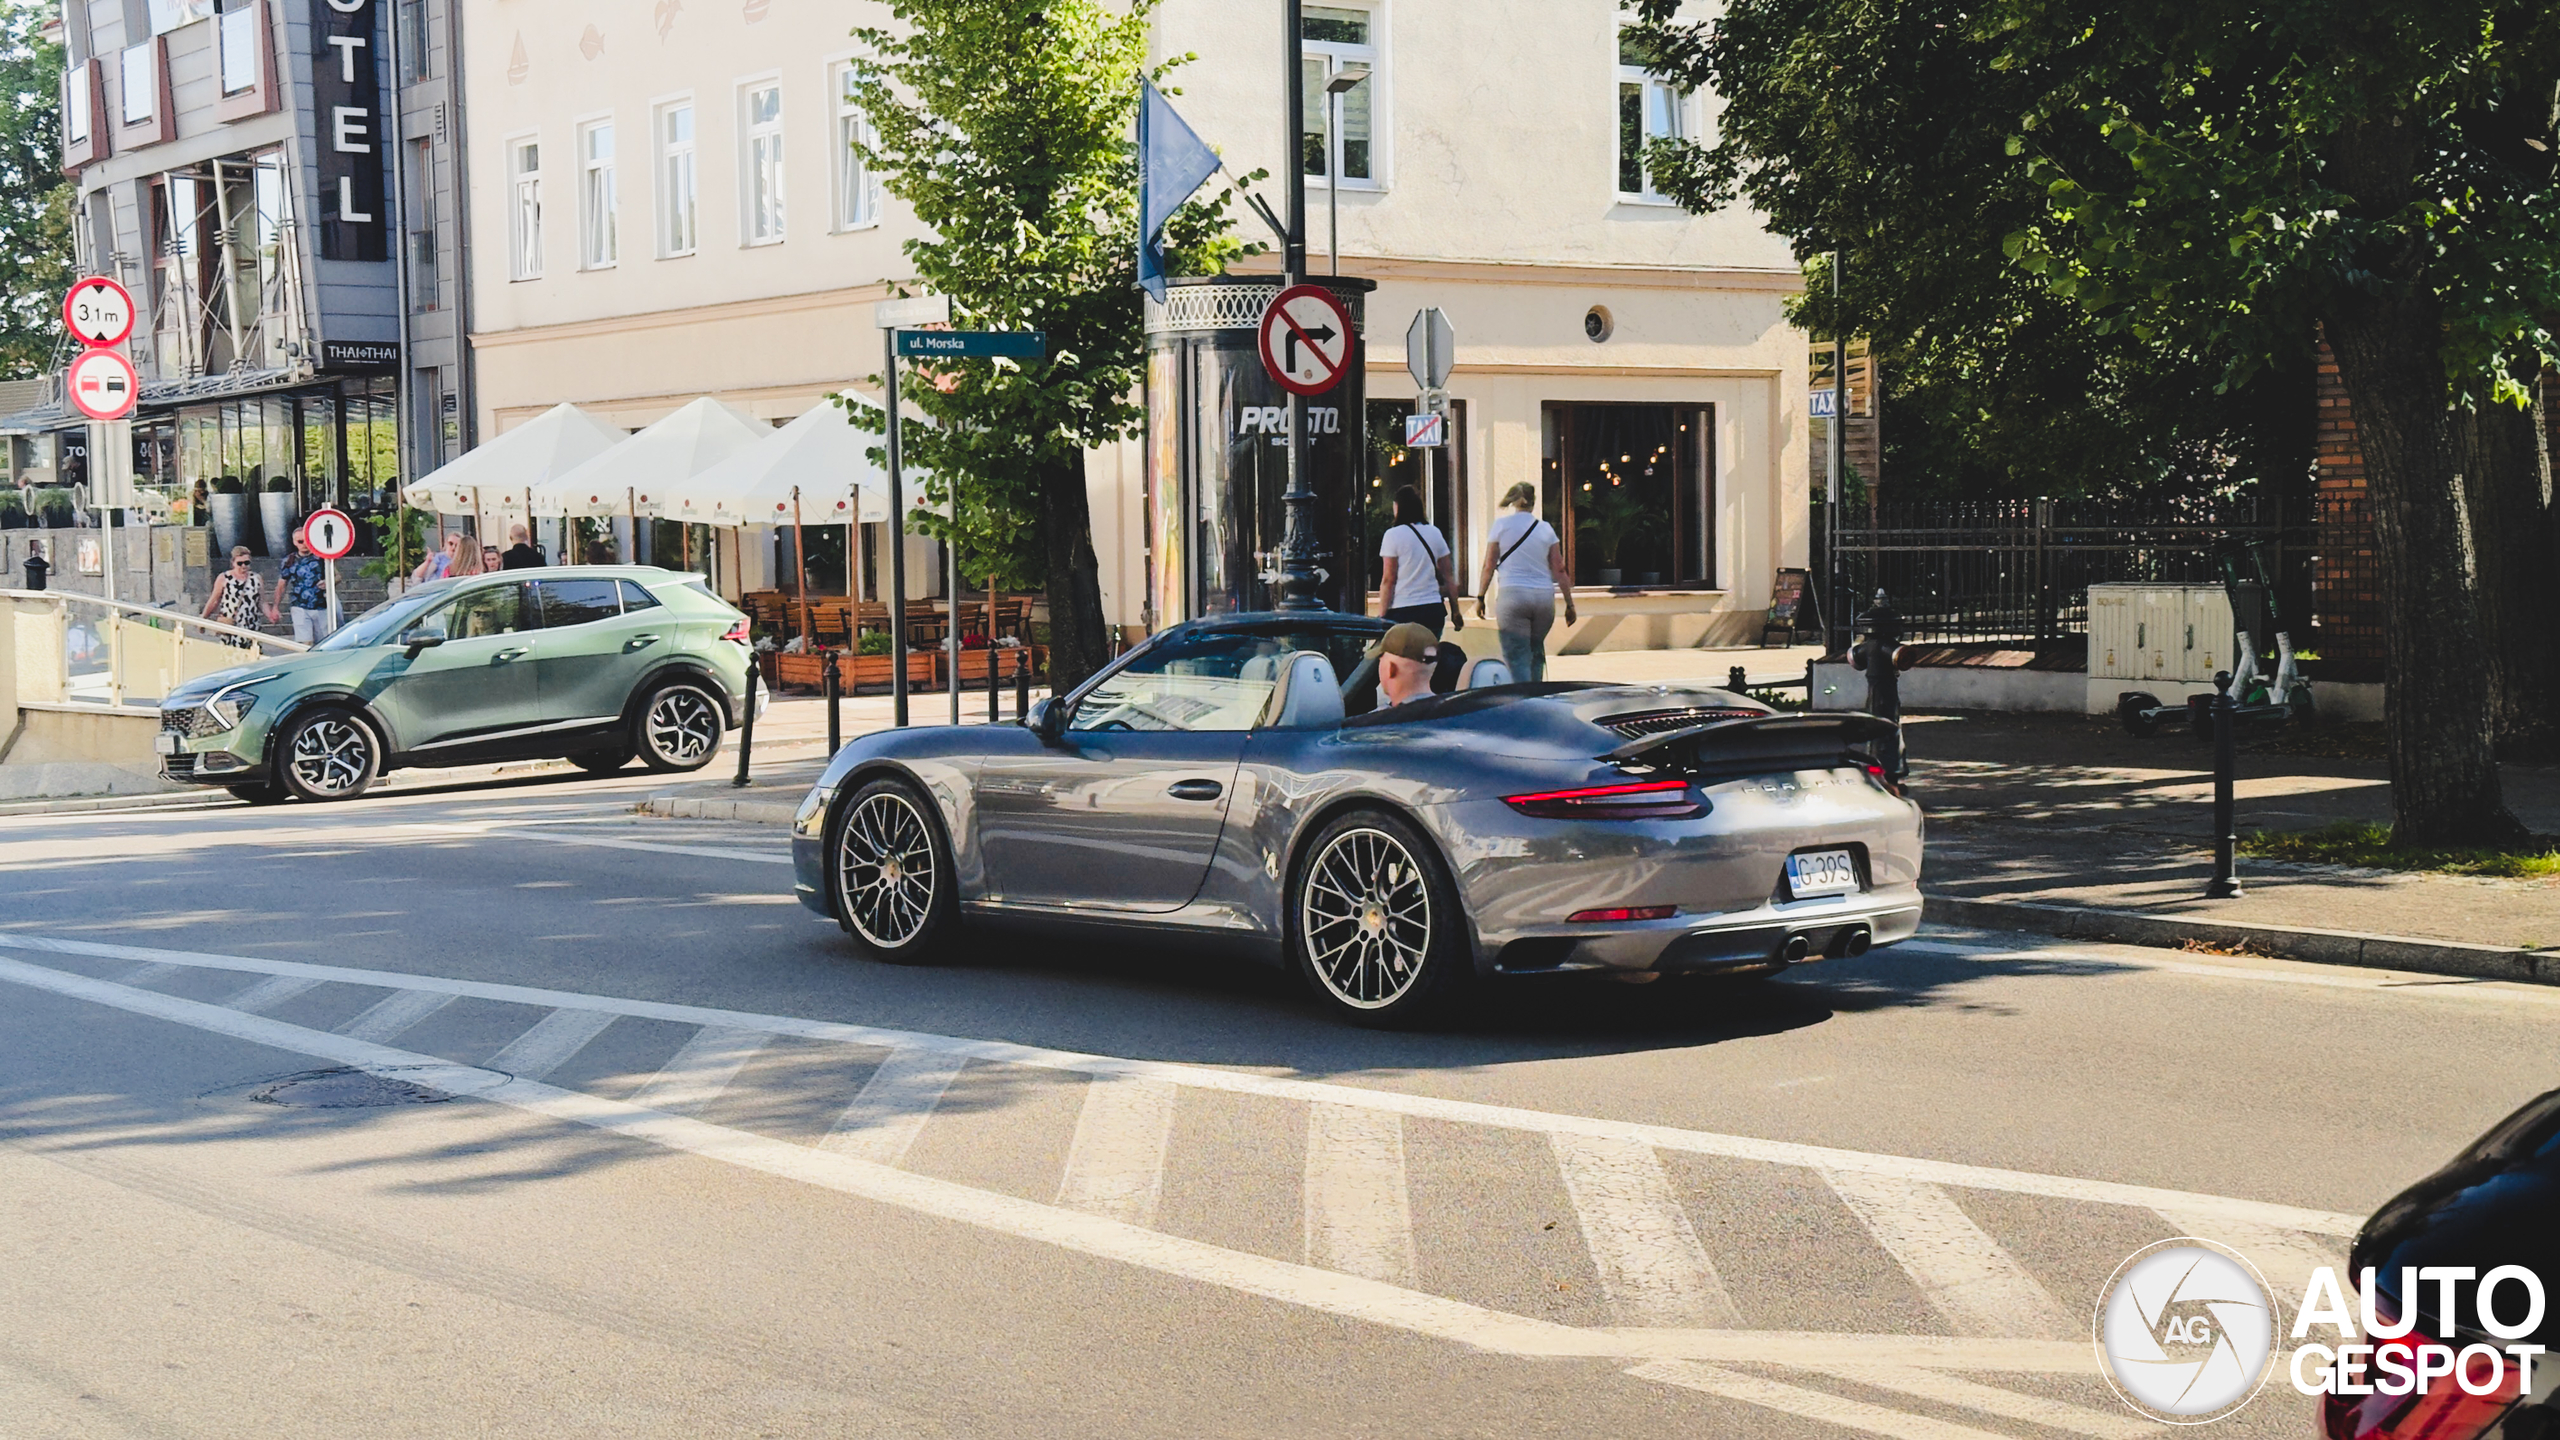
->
[0,931,2366,1438]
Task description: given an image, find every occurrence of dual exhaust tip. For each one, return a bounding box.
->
[1781,924,1872,964]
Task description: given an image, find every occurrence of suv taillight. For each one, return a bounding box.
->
[721,620,750,644]
[1502,780,1700,820]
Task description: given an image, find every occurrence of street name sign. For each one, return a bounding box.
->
[874,294,953,329]
[64,276,136,349]
[1258,284,1355,396]
[1403,411,1447,448]
[67,347,137,421]
[896,330,1048,359]
[303,507,357,560]
[1404,307,1454,391]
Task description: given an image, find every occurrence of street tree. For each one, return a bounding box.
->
[0,0,70,379]
[847,0,1252,690]
[1635,0,2560,843]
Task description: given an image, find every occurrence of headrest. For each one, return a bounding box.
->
[1458,656,1514,689]
[1431,639,1467,693]
[1261,650,1345,729]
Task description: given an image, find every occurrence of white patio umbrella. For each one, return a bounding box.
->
[529,396,768,520]
[403,402,628,516]
[666,394,896,528]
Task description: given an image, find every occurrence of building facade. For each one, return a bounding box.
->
[30,0,469,560]
[458,0,1810,646]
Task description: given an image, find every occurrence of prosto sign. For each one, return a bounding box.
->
[313,0,387,262]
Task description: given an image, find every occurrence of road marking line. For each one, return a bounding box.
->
[1628,1360,2016,1439]
[822,1048,968,1167]
[418,823,792,866]
[0,931,2367,1236]
[0,951,2105,1374]
[1828,1366,2160,1439]
[484,1008,621,1081]
[1554,1134,1742,1329]
[113,961,180,985]
[1902,937,2560,1009]
[1304,1103,1417,1286]
[223,974,324,1015]
[2150,1209,2339,1315]
[1055,1075,1179,1227]
[335,989,456,1044]
[628,1026,770,1117]
[1824,1170,2074,1339]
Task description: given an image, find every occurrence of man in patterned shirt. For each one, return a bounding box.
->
[267,526,332,642]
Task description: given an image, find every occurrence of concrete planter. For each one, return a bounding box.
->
[207,493,249,556]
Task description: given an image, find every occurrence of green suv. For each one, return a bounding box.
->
[158,566,758,803]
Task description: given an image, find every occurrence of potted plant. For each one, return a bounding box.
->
[1573,484,1649,588]
[207,476,248,555]
[0,488,21,529]
[32,486,75,530]
[257,473,298,557]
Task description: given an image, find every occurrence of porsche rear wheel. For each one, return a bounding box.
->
[831,777,956,963]
[1290,809,1467,1027]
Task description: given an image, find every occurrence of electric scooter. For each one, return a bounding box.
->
[2115,540,2317,737]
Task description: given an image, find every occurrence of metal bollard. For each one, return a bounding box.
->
[732,662,758,787]
[1015,647,1032,721]
[822,647,842,753]
[987,643,1001,723]
[2206,675,2242,898]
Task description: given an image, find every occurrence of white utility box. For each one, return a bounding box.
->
[2087,583,2233,684]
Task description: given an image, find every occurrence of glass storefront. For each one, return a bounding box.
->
[1540,401,1715,589]
[157,376,401,554]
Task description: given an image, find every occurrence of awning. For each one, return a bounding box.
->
[406,402,629,515]
[665,394,899,528]
[529,396,767,520]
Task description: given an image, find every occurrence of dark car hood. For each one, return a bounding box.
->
[2351,1087,2560,1343]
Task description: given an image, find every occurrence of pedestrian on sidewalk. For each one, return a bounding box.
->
[412,533,461,585]
[1376,485,1464,637]
[447,535,485,579]
[1851,589,1908,780]
[1476,482,1575,682]
[203,546,263,647]
[499,523,545,570]
[267,528,333,643]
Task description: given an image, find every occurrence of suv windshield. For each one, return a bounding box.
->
[317,585,453,651]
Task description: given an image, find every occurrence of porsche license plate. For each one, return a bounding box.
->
[153,732,179,756]
[1787,849,1860,898]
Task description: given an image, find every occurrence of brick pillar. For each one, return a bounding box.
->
[2311,332,2386,675]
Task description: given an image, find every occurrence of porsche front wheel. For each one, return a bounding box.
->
[1290,809,1468,1027]
[831,778,957,963]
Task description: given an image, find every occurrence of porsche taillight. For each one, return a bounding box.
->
[1502,780,1700,820]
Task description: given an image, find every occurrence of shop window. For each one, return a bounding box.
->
[1541,402,1715,588]
[1616,28,1688,201]
[1300,5,1377,188]
[1362,397,1468,592]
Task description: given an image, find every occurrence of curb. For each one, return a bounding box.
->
[1927,895,2560,986]
[639,794,802,825]
[0,758,579,818]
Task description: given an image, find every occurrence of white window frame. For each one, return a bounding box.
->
[830,60,879,233]
[1300,3,1383,192]
[1615,30,1690,205]
[577,115,617,270]
[217,5,258,96]
[119,41,156,125]
[63,65,91,144]
[739,76,786,247]
[653,97,698,258]
[507,134,543,281]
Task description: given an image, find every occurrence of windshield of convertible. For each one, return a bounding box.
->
[1069,625,1379,733]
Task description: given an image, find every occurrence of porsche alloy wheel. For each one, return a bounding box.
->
[277,710,379,802]
[1293,811,1464,1025]
[639,684,723,771]
[833,779,955,961]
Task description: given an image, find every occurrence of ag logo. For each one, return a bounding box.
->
[2095,1238,2278,1423]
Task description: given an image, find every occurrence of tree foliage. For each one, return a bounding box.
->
[0,0,71,380]
[845,0,1253,683]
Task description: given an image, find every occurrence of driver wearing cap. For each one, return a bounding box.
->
[1366,622,1440,709]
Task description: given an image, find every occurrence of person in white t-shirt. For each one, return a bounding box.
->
[1375,485,1464,636]
[1475,481,1576,681]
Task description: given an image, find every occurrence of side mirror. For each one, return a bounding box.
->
[400,630,444,659]
[1025,696,1066,743]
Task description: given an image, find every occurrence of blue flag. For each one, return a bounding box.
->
[1137,80,1221,303]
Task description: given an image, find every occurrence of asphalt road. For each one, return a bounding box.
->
[4,767,2554,1440]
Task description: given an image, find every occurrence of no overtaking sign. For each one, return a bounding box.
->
[1257,284,1355,397]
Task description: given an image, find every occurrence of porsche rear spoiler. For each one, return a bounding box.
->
[1602,711,1899,769]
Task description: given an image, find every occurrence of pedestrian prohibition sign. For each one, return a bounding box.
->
[303,507,357,560]
[1257,284,1355,397]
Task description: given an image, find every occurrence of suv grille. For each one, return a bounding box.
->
[1599,706,1762,739]
[162,704,226,738]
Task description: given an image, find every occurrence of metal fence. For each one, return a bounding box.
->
[1820,497,2288,645]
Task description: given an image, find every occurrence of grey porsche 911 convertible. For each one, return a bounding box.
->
[790,612,1923,1026]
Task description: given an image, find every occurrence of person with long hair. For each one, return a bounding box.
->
[446,534,485,578]
[1475,482,1576,681]
[1375,485,1464,636]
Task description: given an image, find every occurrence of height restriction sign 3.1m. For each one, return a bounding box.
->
[1257,284,1356,397]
